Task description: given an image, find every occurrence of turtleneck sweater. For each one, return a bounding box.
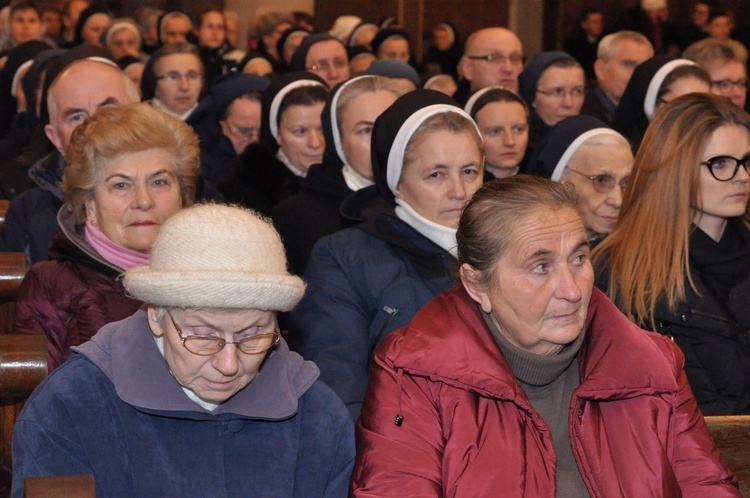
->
[482,310,590,497]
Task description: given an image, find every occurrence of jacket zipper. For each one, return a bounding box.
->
[571,401,603,497]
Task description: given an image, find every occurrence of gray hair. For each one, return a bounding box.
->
[597,30,653,61]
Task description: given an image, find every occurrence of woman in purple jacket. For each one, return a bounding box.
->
[12,102,198,370]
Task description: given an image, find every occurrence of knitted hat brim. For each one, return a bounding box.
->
[124,269,305,312]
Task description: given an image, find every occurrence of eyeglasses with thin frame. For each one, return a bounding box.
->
[466,53,524,66]
[156,70,203,83]
[306,59,348,72]
[166,309,280,356]
[536,86,585,99]
[711,79,749,92]
[700,155,750,182]
[566,167,629,193]
[223,120,260,142]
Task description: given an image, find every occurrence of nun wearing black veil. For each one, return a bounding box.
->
[288,90,485,419]
[219,71,328,215]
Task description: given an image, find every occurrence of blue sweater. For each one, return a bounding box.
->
[12,310,355,497]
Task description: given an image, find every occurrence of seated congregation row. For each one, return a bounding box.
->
[0,5,747,496]
[10,90,747,496]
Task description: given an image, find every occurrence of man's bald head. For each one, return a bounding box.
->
[461,27,524,91]
[46,59,139,154]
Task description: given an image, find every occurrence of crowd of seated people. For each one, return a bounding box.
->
[0,0,748,495]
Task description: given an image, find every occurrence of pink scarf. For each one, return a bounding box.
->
[84,220,150,270]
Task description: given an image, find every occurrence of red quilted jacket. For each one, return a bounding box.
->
[352,286,739,497]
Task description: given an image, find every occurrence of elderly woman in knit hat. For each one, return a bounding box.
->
[288,89,484,420]
[12,203,355,497]
[528,114,632,248]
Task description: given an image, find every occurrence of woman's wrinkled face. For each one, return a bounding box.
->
[693,124,750,240]
[85,148,183,253]
[109,27,140,60]
[462,208,593,356]
[560,139,633,239]
[340,90,398,180]
[277,102,325,171]
[149,307,277,404]
[475,101,528,177]
[395,129,483,228]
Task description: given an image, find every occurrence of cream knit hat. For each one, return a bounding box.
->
[124,204,305,311]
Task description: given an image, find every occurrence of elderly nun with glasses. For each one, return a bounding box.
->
[527,114,633,248]
[11,203,355,498]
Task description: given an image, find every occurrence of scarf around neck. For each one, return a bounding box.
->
[85,220,150,271]
[690,219,750,302]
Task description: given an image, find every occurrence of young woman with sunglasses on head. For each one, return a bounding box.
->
[593,93,750,415]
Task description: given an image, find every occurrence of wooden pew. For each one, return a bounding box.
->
[0,251,32,496]
[24,475,95,498]
[705,415,750,497]
[0,199,8,229]
[0,252,26,338]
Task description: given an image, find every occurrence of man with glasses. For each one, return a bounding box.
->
[148,43,203,120]
[684,37,747,109]
[11,203,355,497]
[455,27,524,104]
[528,115,633,247]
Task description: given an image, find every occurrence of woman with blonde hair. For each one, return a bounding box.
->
[14,102,199,370]
[593,92,750,415]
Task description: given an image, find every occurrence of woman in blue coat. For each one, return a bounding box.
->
[288,90,485,419]
[12,203,354,497]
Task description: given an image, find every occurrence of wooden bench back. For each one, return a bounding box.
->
[0,251,37,496]
[0,199,8,229]
[705,415,750,496]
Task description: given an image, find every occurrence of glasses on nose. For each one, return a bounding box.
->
[466,53,524,66]
[701,155,750,182]
[566,167,629,193]
[224,121,260,142]
[156,71,202,83]
[167,310,280,356]
[306,59,348,72]
[711,79,749,92]
[536,86,585,99]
